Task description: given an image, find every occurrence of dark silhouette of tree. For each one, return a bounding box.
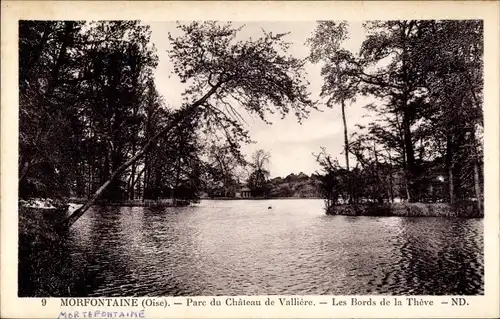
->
[204,142,247,198]
[248,149,271,197]
[19,21,85,198]
[309,20,483,208]
[413,20,483,208]
[19,21,159,202]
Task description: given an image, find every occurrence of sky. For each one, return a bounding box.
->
[147,21,376,178]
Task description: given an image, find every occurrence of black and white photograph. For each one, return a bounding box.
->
[17,17,486,299]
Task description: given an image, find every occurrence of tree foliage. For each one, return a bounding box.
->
[308,20,483,208]
[247,149,271,197]
[19,21,160,201]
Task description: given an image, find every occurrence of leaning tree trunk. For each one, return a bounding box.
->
[56,126,174,231]
[57,114,187,231]
[56,113,185,232]
[56,81,223,232]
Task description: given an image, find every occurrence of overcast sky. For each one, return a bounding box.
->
[147,21,375,178]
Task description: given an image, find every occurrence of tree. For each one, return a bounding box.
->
[314,148,349,208]
[19,21,86,198]
[309,20,476,202]
[204,142,247,197]
[247,149,271,197]
[413,20,483,208]
[307,21,358,172]
[310,20,483,209]
[19,21,159,202]
[81,22,157,200]
[58,21,316,230]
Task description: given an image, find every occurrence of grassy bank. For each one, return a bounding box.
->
[325,201,483,218]
[18,206,69,296]
[19,205,107,296]
[19,206,65,243]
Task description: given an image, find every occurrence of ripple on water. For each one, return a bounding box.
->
[20,200,484,296]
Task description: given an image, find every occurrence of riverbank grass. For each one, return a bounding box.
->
[18,206,70,296]
[326,201,482,218]
[19,206,63,244]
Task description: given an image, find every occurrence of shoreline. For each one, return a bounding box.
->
[200,197,323,200]
[326,202,483,218]
[20,198,483,218]
[67,198,191,207]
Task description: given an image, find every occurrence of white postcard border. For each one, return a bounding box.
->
[1,1,499,318]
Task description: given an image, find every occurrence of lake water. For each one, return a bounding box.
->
[19,199,483,297]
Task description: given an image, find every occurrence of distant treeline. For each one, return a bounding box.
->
[206,172,322,199]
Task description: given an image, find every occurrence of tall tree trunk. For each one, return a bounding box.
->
[446,134,455,204]
[103,142,112,183]
[471,124,482,212]
[400,21,417,202]
[172,137,183,203]
[87,162,92,199]
[142,141,151,200]
[341,99,350,171]
[143,84,154,200]
[402,106,416,201]
[341,99,352,204]
[473,158,481,211]
[129,142,137,200]
[387,150,394,203]
[143,157,150,200]
[463,65,483,212]
[128,68,140,200]
[173,157,181,203]
[372,141,383,204]
[401,143,411,202]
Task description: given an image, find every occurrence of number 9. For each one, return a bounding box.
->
[41,299,47,306]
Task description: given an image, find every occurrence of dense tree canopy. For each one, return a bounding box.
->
[19,21,160,200]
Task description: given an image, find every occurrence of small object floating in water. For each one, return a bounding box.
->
[268,206,272,209]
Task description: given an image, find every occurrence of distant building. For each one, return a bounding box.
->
[236,186,252,198]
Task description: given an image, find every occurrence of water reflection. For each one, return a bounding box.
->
[19,199,483,296]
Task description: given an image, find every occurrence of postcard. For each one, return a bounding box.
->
[1,1,499,318]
